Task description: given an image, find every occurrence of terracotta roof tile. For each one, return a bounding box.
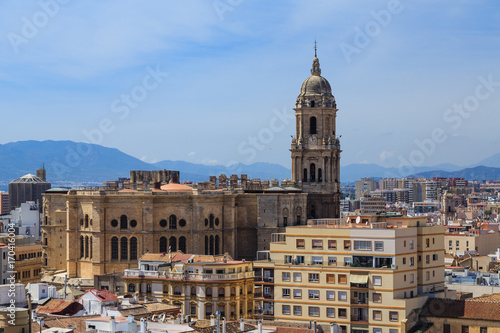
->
[36,299,83,315]
[32,315,100,333]
[79,289,118,302]
[421,298,500,321]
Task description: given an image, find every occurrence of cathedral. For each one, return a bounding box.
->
[41,50,342,279]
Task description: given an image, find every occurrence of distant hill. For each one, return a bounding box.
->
[411,165,500,181]
[1,141,500,191]
[475,153,500,168]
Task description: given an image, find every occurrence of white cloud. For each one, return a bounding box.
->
[379,150,395,162]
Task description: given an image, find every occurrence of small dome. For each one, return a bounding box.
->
[160,183,193,192]
[299,74,332,97]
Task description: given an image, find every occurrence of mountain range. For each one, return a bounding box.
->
[1,140,500,190]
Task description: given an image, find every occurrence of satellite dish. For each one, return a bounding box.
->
[356,216,361,224]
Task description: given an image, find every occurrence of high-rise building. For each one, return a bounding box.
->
[254,215,448,331]
[8,169,51,211]
[355,178,378,199]
[0,192,9,215]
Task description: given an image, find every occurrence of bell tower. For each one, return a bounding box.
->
[290,46,341,197]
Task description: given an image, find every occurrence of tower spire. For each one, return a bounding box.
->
[311,41,321,76]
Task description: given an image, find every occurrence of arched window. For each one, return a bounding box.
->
[146,284,152,293]
[159,237,167,253]
[310,100,315,107]
[89,236,93,259]
[215,235,220,255]
[128,284,136,292]
[85,214,89,228]
[111,237,119,260]
[209,214,214,228]
[303,168,308,182]
[210,235,214,255]
[206,287,212,297]
[163,285,169,294]
[179,236,187,253]
[205,236,209,255]
[174,286,181,295]
[169,237,177,252]
[191,286,196,296]
[169,215,177,230]
[80,236,84,258]
[120,215,128,229]
[310,163,316,182]
[310,116,317,134]
[318,168,322,182]
[231,287,236,296]
[204,218,208,227]
[85,236,89,258]
[120,237,128,260]
[130,237,137,260]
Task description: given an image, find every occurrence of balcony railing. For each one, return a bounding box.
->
[124,269,254,281]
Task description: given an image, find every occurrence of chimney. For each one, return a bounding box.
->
[240,318,244,331]
[222,318,226,333]
[258,320,262,333]
[210,314,215,326]
[110,316,116,332]
[140,318,147,333]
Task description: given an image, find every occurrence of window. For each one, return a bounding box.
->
[461,326,469,333]
[282,305,290,315]
[344,240,351,250]
[312,239,323,249]
[120,237,128,260]
[374,241,384,251]
[284,255,292,263]
[293,272,302,282]
[432,238,435,244]
[309,117,317,134]
[159,237,167,253]
[338,291,347,301]
[373,310,382,321]
[328,240,337,249]
[444,325,450,333]
[344,257,351,266]
[456,240,460,246]
[338,274,347,284]
[426,238,430,248]
[282,272,290,281]
[480,327,487,333]
[389,311,398,321]
[309,290,319,299]
[449,240,453,247]
[130,237,137,260]
[326,291,335,300]
[404,240,407,247]
[111,219,118,227]
[403,257,406,265]
[309,273,319,282]
[373,293,382,303]
[373,276,382,286]
[327,308,335,317]
[282,288,290,297]
[338,308,347,318]
[410,274,414,284]
[293,306,302,316]
[293,289,302,298]
[426,255,430,264]
[326,274,335,283]
[354,240,372,250]
[179,236,187,253]
[308,306,319,317]
[373,329,382,333]
[296,255,304,264]
[328,257,337,266]
[390,330,398,333]
[410,240,414,249]
[433,254,438,261]
[426,271,430,281]
[312,256,323,265]
[410,257,414,266]
[120,215,128,229]
[296,239,305,248]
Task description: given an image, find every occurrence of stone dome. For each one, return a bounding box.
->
[299,73,332,97]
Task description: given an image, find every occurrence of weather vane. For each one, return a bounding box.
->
[314,39,317,57]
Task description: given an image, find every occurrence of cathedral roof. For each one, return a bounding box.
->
[160,183,193,192]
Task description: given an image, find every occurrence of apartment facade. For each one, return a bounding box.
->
[254,215,447,333]
[123,252,254,321]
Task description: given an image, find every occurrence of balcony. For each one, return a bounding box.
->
[124,269,254,281]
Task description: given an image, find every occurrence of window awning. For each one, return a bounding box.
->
[350,274,368,284]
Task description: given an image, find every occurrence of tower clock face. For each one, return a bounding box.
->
[309,136,317,145]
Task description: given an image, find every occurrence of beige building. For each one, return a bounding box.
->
[254,215,448,333]
[355,179,378,199]
[123,252,254,320]
[444,230,500,255]
[41,51,342,280]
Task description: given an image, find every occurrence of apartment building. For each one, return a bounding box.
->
[355,179,378,199]
[254,215,447,333]
[123,252,254,321]
[444,229,500,255]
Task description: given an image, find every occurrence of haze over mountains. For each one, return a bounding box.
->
[1,140,500,190]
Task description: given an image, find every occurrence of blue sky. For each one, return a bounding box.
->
[1,0,500,169]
